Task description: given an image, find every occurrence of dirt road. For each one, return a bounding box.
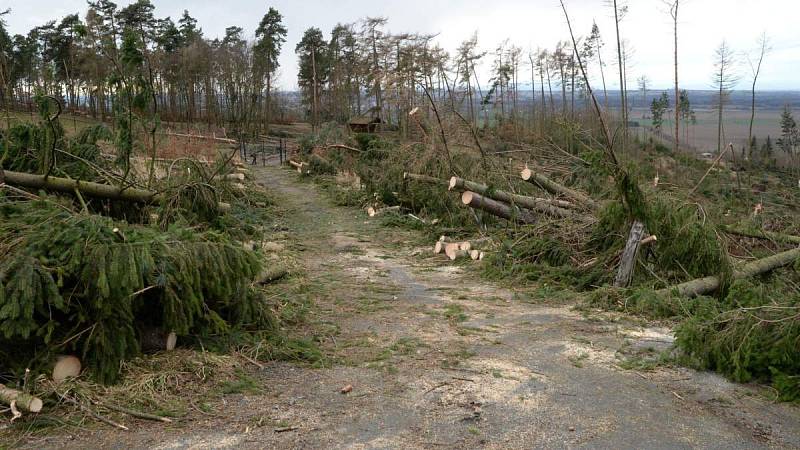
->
[32,165,800,449]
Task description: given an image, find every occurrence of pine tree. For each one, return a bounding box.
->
[777,105,799,169]
[254,7,287,134]
[296,28,328,128]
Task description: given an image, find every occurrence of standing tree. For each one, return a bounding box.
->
[254,7,287,135]
[650,92,669,134]
[637,75,650,114]
[776,105,799,171]
[296,27,328,130]
[746,33,769,160]
[457,33,485,128]
[678,89,695,144]
[586,22,608,108]
[611,0,629,151]
[361,17,387,120]
[664,0,680,153]
[711,40,738,155]
[0,8,11,132]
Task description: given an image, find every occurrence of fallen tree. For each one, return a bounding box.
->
[461,191,537,224]
[449,176,588,220]
[722,227,800,245]
[1,170,231,212]
[658,247,800,298]
[403,172,449,187]
[520,167,599,211]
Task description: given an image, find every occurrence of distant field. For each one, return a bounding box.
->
[630,108,784,153]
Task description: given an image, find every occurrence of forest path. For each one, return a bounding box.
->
[41,164,800,449]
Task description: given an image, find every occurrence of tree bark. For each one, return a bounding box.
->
[403,172,448,187]
[461,191,537,224]
[0,386,43,413]
[520,167,599,210]
[449,176,585,220]
[2,170,230,212]
[658,247,800,298]
[139,327,177,353]
[614,220,645,287]
[723,227,800,245]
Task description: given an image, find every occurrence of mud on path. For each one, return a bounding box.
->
[32,165,800,449]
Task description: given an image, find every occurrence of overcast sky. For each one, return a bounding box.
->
[4,0,799,91]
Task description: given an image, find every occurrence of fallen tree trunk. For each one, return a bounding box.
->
[461,191,537,224]
[5,170,161,203]
[326,144,363,153]
[257,265,289,284]
[403,172,449,187]
[2,170,230,212]
[614,220,646,288]
[722,227,800,245]
[163,132,236,144]
[367,206,401,217]
[449,176,587,220]
[658,247,800,298]
[520,167,599,211]
[222,173,246,182]
[0,386,43,413]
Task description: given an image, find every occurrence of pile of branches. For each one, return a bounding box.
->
[0,97,281,415]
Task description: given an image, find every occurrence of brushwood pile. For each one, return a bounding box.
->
[0,98,278,384]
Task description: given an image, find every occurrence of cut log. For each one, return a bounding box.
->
[2,170,230,212]
[461,191,537,224]
[658,247,800,298]
[459,241,472,252]
[449,176,584,220]
[403,172,448,187]
[520,167,599,211]
[445,244,468,261]
[139,327,177,353]
[469,250,486,261]
[640,235,658,246]
[288,160,306,173]
[367,206,401,217]
[444,243,461,260]
[222,173,246,182]
[52,355,82,382]
[614,220,646,287]
[434,241,444,254]
[257,265,289,284]
[0,386,43,413]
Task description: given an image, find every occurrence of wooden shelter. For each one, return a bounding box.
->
[348,115,383,133]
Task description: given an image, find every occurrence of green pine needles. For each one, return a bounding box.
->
[0,199,273,384]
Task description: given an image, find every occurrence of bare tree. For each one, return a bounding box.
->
[663,0,680,153]
[637,75,650,113]
[711,40,739,155]
[746,32,770,160]
[610,0,629,151]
